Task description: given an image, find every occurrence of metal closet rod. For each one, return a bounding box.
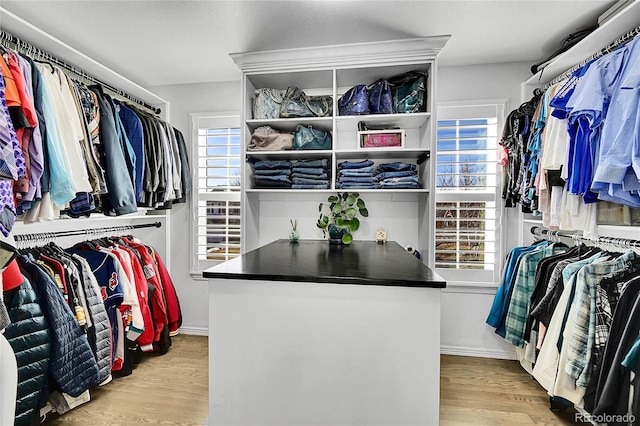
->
[542,25,640,89]
[0,29,162,115]
[13,221,162,242]
[530,226,640,248]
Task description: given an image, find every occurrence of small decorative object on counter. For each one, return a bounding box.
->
[376,228,387,244]
[405,245,421,260]
[289,219,299,243]
[317,192,369,245]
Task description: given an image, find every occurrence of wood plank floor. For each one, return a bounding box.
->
[42,336,587,425]
[440,355,588,425]
[43,334,209,426]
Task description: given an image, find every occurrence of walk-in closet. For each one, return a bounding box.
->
[1,1,639,425]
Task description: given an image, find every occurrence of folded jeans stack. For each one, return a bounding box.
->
[252,160,292,188]
[375,162,421,189]
[336,159,378,189]
[291,159,330,189]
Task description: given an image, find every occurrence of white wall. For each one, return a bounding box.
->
[151,81,241,334]
[438,61,531,359]
[154,62,531,358]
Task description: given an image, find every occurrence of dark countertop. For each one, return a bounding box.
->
[203,239,446,288]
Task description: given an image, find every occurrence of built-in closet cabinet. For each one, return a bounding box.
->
[232,36,449,265]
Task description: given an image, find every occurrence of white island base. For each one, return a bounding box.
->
[207,278,442,426]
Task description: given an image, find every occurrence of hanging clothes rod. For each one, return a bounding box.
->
[0,29,162,115]
[530,226,640,248]
[542,24,640,89]
[12,221,162,243]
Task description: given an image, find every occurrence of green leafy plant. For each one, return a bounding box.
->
[316,192,369,244]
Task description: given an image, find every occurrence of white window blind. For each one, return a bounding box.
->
[435,102,504,283]
[192,114,241,272]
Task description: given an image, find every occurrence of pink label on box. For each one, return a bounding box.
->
[364,133,402,147]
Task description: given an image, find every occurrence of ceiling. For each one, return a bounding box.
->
[0,0,618,88]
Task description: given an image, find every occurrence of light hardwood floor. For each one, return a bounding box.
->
[43,336,586,425]
[43,334,209,426]
[440,355,588,425]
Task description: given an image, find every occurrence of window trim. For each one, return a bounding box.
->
[190,112,241,275]
[435,100,507,285]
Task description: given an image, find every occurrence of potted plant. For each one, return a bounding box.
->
[317,192,369,244]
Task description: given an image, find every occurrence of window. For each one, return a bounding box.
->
[434,102,505,283]
[191,114,241,273]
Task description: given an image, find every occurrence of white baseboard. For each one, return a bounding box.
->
[440,344,516,360]
[177,326,208,336]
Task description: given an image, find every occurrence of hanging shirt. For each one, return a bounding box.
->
[14,52,44,206]
[36,63,92,195]
[118,103,145,202]
[592,35,640,191]
[504,243,568,347]
[563,47,627,201]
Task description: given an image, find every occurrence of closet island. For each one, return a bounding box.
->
[204,239,446,426]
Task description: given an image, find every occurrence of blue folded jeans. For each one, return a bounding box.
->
[292,183,329,189]
[375,170,417,180]
[292,167,326,175]
[379,176,421,184]
[336,182,379,189]
[254,175,291,183]
[293,178,330,185]
[377,162,416,172]
[338,159,374,169]
[338,176,376,183]
[338,167,374,176]
[292,159,328,168]
[291,172,328,180]
[255,169,292,176]
[378,181,420,189]
[254,180,292,188]
[253,160,292,170]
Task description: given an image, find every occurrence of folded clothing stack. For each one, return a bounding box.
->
[291,159,330,189]
[336,159,378,189]
[252,160,292,188]
[375,162,421,189]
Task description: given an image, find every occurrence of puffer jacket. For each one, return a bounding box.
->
[72,253,112,383]
[18,255,100,397]
[3,277,51,426]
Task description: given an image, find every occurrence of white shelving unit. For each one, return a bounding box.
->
[231,36,449,265]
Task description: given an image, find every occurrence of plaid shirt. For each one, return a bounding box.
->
[504,244,567,347]
[529,257,576,327]
[593,271,632,371]
[565,251,634,388]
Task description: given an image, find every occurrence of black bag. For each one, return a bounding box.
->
[388,71,427,113]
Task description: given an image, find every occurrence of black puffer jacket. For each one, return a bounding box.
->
[18,255,100,397]
[3,278,51,426]
[72,254,112,383]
